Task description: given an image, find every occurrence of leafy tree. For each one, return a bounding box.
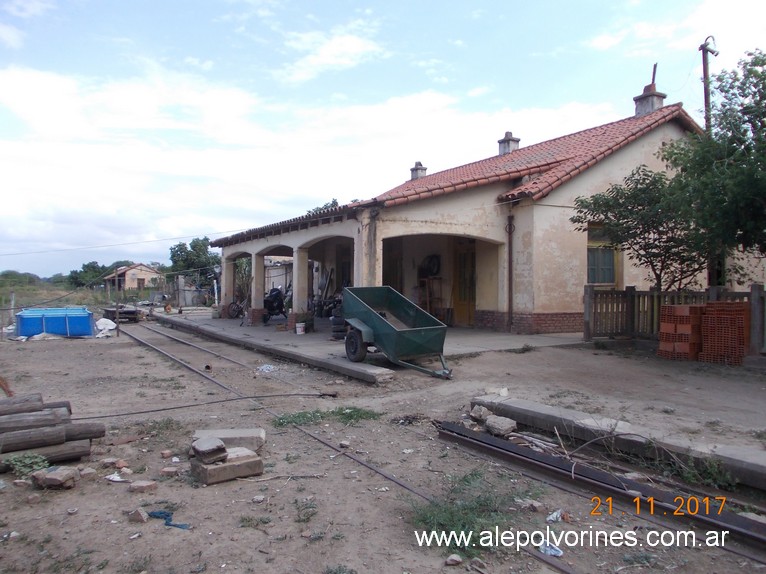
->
[572,50,765,289]
[307,198,339,214]
[570,166,709,291]
[169,237,221,287]
[232,257,252,303]
[0,270,42,287]
[68,261,108,288]
[662,49,766,256]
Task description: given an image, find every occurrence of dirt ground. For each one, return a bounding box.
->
[0,328,765,574]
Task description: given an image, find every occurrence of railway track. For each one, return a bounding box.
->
[115,322,766,573]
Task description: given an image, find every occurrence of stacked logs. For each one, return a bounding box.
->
[0,393,105,472]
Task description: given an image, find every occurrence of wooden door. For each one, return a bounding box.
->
[453,240,475,326]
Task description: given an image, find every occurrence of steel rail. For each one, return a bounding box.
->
[119,326,580,574]
[436,421,766,553]
[140,323,255,368]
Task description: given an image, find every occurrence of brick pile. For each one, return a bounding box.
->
[698,301,750,366]
[658,304,705,361]
[657,302,750,364]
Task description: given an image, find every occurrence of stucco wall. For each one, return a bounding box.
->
[524,122,688,314]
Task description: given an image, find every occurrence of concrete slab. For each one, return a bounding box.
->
[153,312,583,384]
[192,428,266,454]
[472,394,766,490]
[190,447,264,485]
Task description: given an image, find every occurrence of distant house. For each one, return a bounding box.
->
[211,84,723,333]
[104,264,163,291]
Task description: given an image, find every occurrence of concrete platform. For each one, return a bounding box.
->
[150,308,583,384]
[472,395,766,491]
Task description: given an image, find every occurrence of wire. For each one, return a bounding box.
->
[0,229,250,258]
[71,393,335,420]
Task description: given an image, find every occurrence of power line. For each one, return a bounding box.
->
[0,229,250,258]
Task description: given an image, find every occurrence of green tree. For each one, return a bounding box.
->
[662,49,766,256]
[169,237,221,286]
[307,198,339,214]
[68,261,108,288]
[570,166,709,291]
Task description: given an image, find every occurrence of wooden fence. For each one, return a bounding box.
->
[583,284,765,354]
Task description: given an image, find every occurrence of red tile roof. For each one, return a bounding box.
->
[212,104,700,248]
[374,103,700,207]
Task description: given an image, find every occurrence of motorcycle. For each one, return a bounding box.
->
[262,284,290,324]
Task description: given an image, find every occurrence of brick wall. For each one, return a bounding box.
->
[472,311,582,334]
[474,310,508,330]
[511,312,583,334]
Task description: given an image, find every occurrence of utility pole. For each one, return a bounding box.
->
[699,36,719,133]
[699,36,723,286]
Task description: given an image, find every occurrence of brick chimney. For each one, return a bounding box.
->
[498,131,520,155]
[633,83,666,117]
[410,161,427,180]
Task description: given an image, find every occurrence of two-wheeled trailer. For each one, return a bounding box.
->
[342,286,452,379]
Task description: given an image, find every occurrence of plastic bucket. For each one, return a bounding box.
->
[296,322,306,335]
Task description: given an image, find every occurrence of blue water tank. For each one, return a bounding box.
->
[16,307,95,338]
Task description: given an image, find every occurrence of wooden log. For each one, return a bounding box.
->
[42,401,73,414]
[0,393,44,416]
[63,422,106,441]
[0,440,91,473]
[0,409,70,433]
[0,425,66,453]
[49,407,72,424]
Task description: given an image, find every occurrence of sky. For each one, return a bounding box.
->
[0,0,764,278]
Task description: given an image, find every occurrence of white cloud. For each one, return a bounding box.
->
[586,31,627,51]
[467,86,490,97]
[0,60,622,276]
[276,19,386,83]
[184,57,214,71]
[0,20,22,48]
[3,0,54,18]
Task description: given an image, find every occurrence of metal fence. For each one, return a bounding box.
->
[583,284,765,354]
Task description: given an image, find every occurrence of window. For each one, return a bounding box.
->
[587,225,615,284]
[587,247,615,284]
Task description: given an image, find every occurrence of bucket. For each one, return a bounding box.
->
[296,322,306,335]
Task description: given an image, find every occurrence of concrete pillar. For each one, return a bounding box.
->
[357,209,382,286]
[292,247,309,313]
[252,253,265,306]
[222,258,236,307]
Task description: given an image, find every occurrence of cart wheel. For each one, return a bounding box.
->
[228,302,241,318]
[345,329,367,362]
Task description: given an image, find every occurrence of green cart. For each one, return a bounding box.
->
[342,286,452,379]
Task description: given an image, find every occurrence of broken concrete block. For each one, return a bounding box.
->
[190,447,263,485]
[160,467,179,477]
[30,466,80,489]
[128,480,158,493]
[128,508,149,523]
[485,414,517,437]
[470,405,492,421]
[79,468,98,481]
[191,428,266,454]
[191,437,228,464]
[100,458,119,468]
[160,450,173,459]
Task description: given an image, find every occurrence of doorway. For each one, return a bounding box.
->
[453,239,475,326]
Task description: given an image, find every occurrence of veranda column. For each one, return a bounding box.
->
[250,253,265,322]
[292,247,309,314]
[356,208,383,286]
[222,257,236,311]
